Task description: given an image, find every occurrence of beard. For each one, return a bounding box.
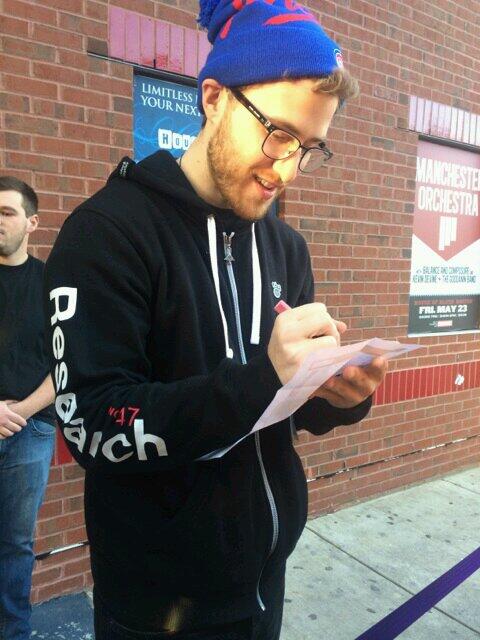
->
[0,225,27,258]
[207,108,280,222]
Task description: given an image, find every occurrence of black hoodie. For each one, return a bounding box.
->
[44,151,371,631]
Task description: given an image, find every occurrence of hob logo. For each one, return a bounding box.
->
[158,129,196,152]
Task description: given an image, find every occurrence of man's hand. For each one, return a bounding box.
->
[311,357,388,408]
[268,303,347,386]
[7,400,30,420]
[0,400,27,439]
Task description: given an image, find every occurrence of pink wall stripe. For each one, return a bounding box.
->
[430,101,439,136]
[169,24,184,73]
[108,7,211,78]
[450,108,458,139]
[456,109,464,141]
[408,96,478,147]
[463,112,470,144]
[155,21,169,70]
[125,12,141,65]
[109,6,125,60]
[423,100,432,134]
[140,17,155,68]
[408,95,417,130]
[415,98,425,131]
[469,114,477,146]
[184,28,198,78]
[443,105,452,138]
[437,103,445,137]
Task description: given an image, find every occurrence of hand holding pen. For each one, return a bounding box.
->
[267,299,347,386]
[271,300,387,409]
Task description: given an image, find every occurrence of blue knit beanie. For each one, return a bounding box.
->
[197,0,344,113]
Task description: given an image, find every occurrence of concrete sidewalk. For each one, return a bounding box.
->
[32,467,480,639]
[281,466,480,639]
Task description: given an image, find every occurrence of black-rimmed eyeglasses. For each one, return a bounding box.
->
[229,88,333,174]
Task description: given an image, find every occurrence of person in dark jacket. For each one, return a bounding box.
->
[0,177,56,640]
[44,1,387,638]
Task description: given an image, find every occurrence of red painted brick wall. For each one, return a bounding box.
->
[1,0,479,604]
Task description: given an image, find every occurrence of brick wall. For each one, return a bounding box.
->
[1,0,479,604]
[283,0,480,517]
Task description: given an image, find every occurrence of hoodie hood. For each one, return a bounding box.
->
[109,150,263,355]
[110,150,254,234]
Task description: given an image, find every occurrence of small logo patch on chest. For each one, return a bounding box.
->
[271,281,282,299]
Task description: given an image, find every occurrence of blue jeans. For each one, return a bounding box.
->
[0,418,55,640]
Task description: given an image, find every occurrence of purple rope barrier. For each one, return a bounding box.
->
[355,545,480,640]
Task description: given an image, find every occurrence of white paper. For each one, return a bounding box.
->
[199,338,420,460]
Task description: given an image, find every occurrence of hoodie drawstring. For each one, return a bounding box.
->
[207,215,262,359]
[250,223,262,345]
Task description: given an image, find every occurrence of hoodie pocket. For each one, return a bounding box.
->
[152,456,271,597]
[86,462,216,561]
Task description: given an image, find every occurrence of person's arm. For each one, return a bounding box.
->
[44,209,284,473]
[7,374,55,421]
[294,393,373,436]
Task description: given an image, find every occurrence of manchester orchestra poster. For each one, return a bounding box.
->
[408,140,480,336]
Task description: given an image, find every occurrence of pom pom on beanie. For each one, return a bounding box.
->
[198,0,221,29]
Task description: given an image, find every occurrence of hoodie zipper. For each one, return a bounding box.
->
[222,231,279,612]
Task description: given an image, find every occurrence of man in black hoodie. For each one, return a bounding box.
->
[44,1,387,638]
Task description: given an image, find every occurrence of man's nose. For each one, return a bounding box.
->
[272,152,300,186]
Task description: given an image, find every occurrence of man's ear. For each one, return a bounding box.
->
[201,78,229,128]
[26,214,39,235]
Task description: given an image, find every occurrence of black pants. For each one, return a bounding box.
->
[94,580,285,640]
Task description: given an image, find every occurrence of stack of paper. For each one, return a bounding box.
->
[200,338,420,460]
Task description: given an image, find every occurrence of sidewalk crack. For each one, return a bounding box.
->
[442,479,480,496]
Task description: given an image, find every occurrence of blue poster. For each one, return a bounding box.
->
[133,74,202,162]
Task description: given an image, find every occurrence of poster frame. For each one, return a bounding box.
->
[407,134,480,338]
